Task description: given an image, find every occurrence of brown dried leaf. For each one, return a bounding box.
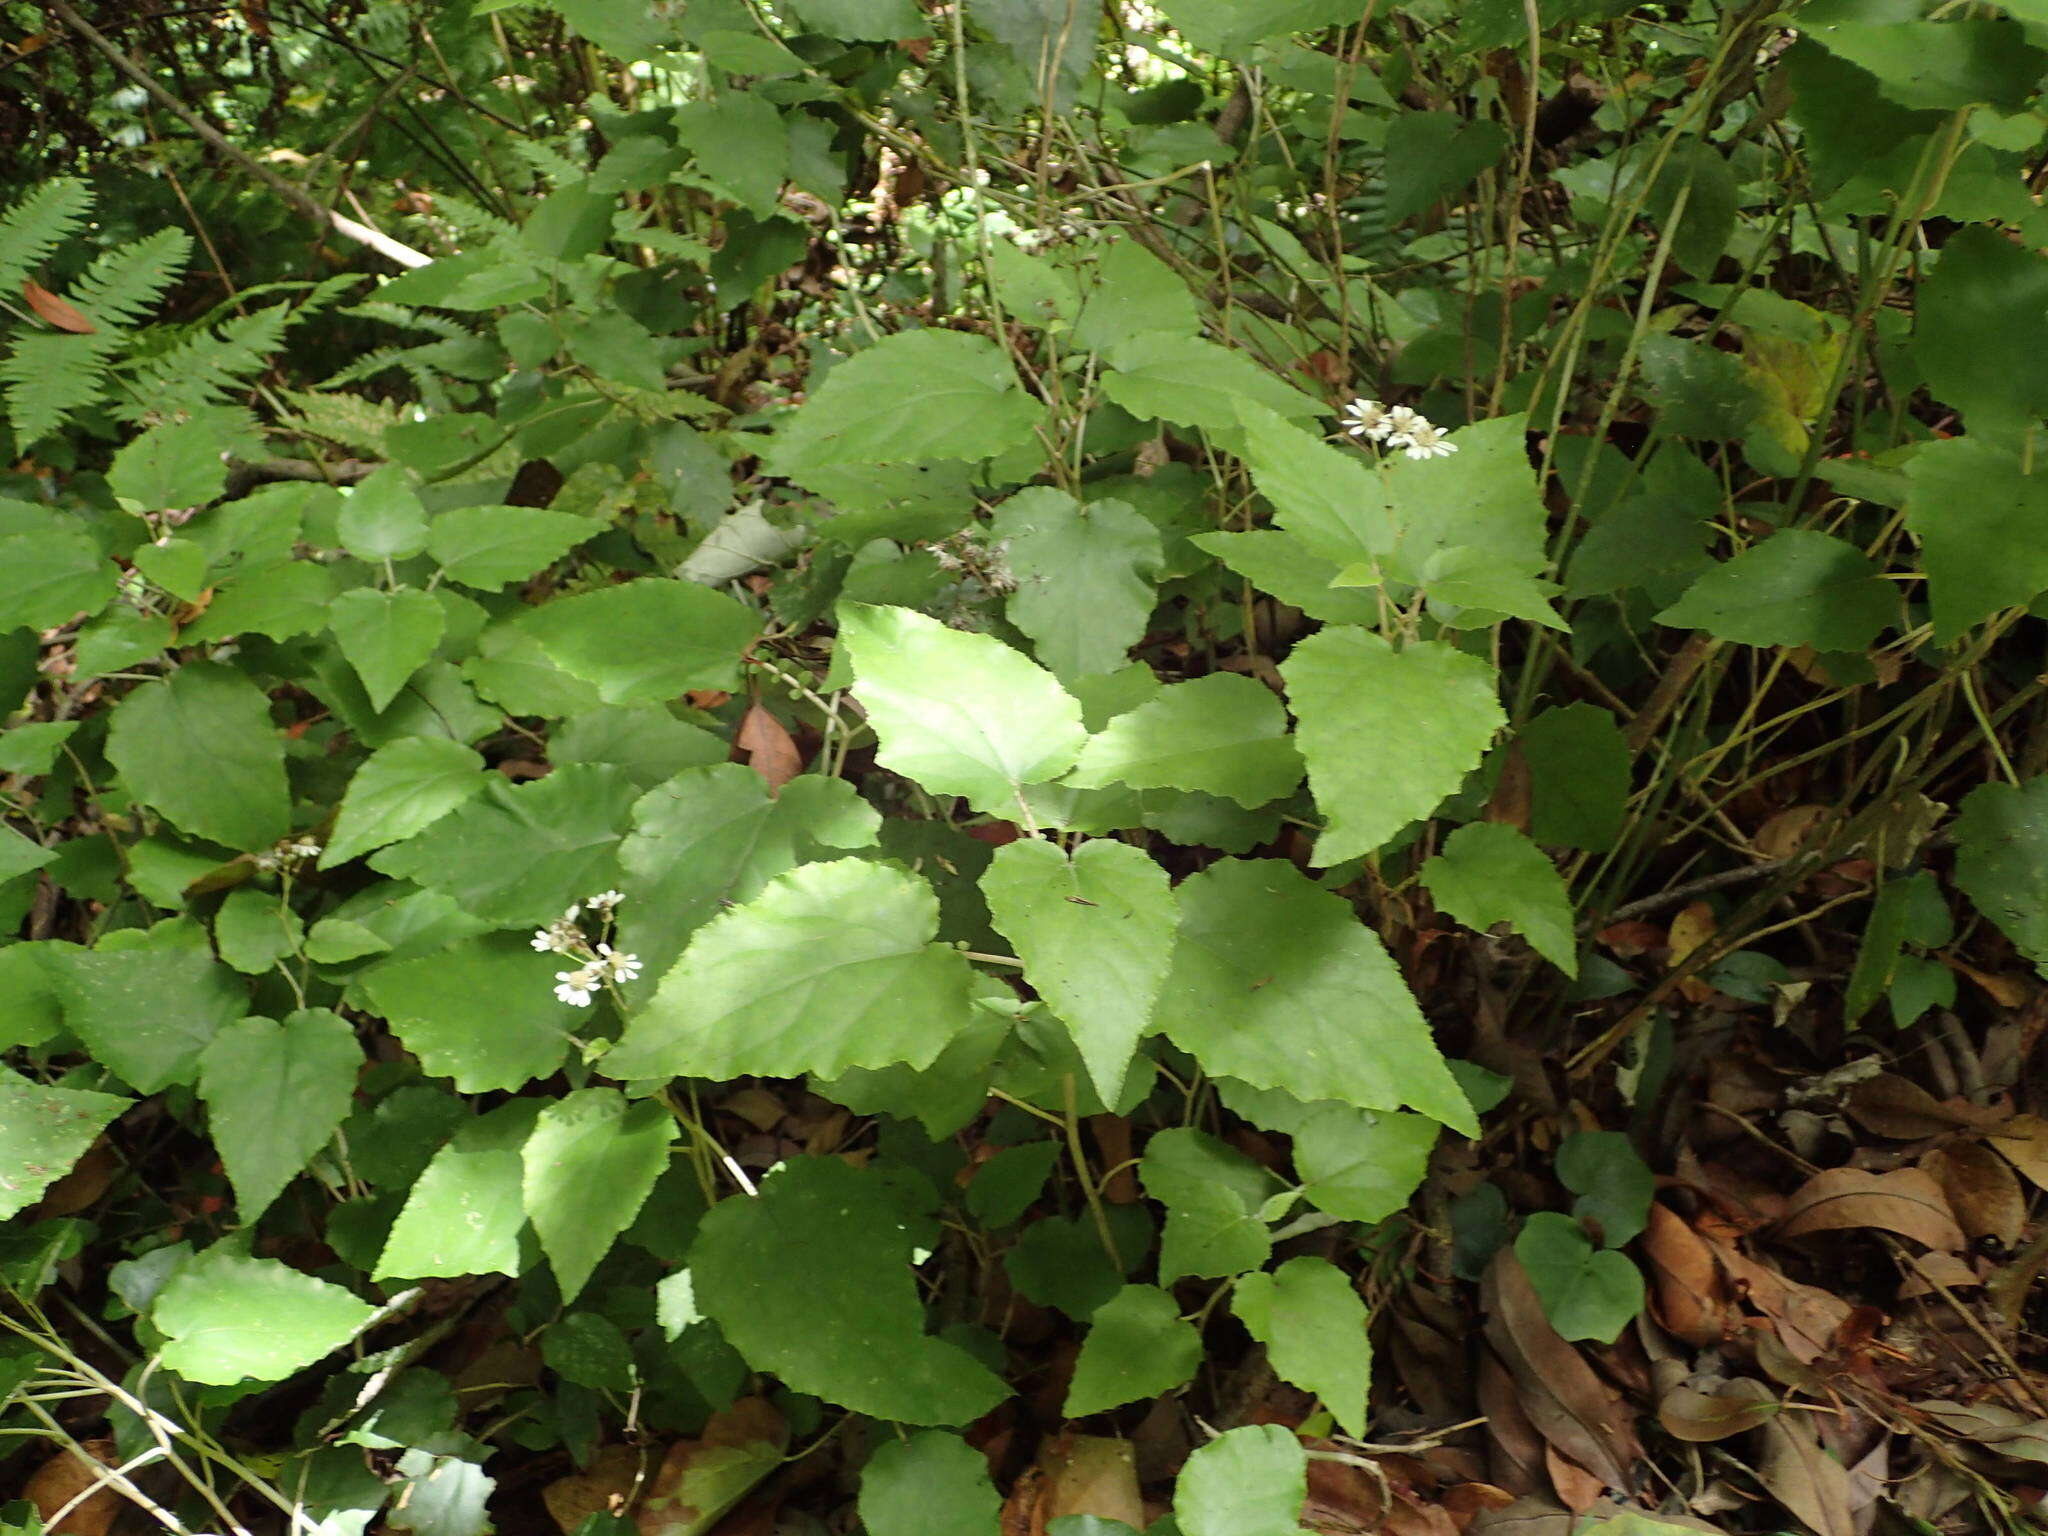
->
[1657,1380,1779,1443]
[736,703,801,791]
[1758,1414,1859,1536]
[1485,742,1532,832]
[1778,1166,1966,1251]
[23,280,95,334]
[1753,804,1830,859]
[1923,1142,2023,1247]
[1986,1114,2048,1191]
[26,1439,122,1536]
[1039,1434,1143,1529]
[1914,1401,2048,1464]
[1844,1075,2001,1140]
[1641,1202,1725,1347]
[636,1398,788,1536]
[1898,1250,1982,1299]
[1542,1446,1604,1513]
[1477,1348,1547,1496]
[546,1445,643,1535]
[1481,1250,1639,1492]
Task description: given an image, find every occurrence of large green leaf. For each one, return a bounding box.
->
[1065,674,1303,809]
[521,1088,674,1302]
[1100,335,1323,431]
[519,579,758,704]
[1234,409,1389,576]
[1915,226,2048,436]
[153,1248,376,1385]
[1140,1127,1279,1283]
[766,330,1041,473]
[1905,436,2048,642]
[1799,6,2045,112]
[1280,629,1504,867]
[859,1432,1002,1536]
[1072,237,1201,356]
[322,738,489,868]
[990,490,1162,682]
[0,1067,128,1220]
[327,587,446,713]
[1519,703,1630,852]
[1294,1103,1439,1226]
[378,1100,542,1280]
[605,859,976,1081]
[839,604,1086,815]
[0,528,115,631]
[1656,529,1894,651]
[45,945,248,1094]
[104,663,291,852]
[1064,1284,1201,1417]
[615,765,880,1000]
[356,936,577,1091]
[1155,859,1475,1134]
[980,839,1175,1105]
[1953,777,2048,972]
[689,1156,1010,1425]
[1232,1257,1371,1438]
[369,764,637,927]
[1173,1425,1306,1536]
[1420,823,1577,974]
[427,505,592,590]
[197,1010,360,1220]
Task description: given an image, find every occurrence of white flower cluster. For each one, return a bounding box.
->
[1341,398,1459,460]
[252,838,322,874]
[531,890,640,1007]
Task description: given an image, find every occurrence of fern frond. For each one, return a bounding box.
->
[69,228,192,331]
[271,387,404,455]
[428,193,518,243]
[0,331,117,443]
[0,179,92,302]
[512,139,590,188]
[113,303,291,423]
[341,300,472,339]
[316,342,422,388]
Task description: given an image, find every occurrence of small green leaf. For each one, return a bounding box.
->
[991,490,1163,682]
[0,826,54,885]
[378,1100,541,1280]
[1140,1127,1279,1283]
[522,1088,674,1303]
[1064,1284,1201,1418]
[212,885,302,975]
[337,467,431,562]
[198,1010,360,1220]
[519,578,758,704]
[1519,704,1630,852]
[322,738,488,868]
[860,1432,1002,1536]
[542,1312,636,1392]
[1065,674,1303,809]
[0,1067,128,1220]
[1557,1130,1654,1249]
[45,945,248,1094]
[1514,1212,1645,1343]
[981,839,1176,1106]
[1293,1104,1439,1226]
[1954,777,2048,972]
[328,588,446,712]
[356,936,576,1092]
[153,1248,376,1385]
[1072,239,1201,356]
[1232,1257,1371,1438]
[690,1157,1010,1426]
[105,663,290,852]
[0,528,116,631]
[839,604,1086,815]
[1656,529,1894,651]
[606,859,976,1081]
[1420,823,1577,975]
[1280,629,1504,867]
[109,419,229,509]
[1101,335,1323,432]
[427,505,592,590]
[1173,1425,1306,1536]
[1905,436,2048,641]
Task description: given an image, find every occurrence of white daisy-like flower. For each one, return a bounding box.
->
[585,890,624,913]
[1342,398,1392,440]
[287,840,322,860]
[1382,405,1425,441]
[531,916,582,954]
[554,967,599,1007]
[1397,422,1458,460]
[598,944,642,984]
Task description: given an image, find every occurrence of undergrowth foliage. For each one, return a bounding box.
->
[5,2,2048,1534]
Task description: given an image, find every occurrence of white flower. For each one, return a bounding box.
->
[1342,398,1392,440]
[287,841,322,859]
[1382,405,1425,441]
[598,944,642,984]
[554,967,599,1007]
[1396,422,1458,460]
[585,890,624,913]
[531,916,582,954]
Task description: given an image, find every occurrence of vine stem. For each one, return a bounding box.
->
[1062,1074,1123,1272]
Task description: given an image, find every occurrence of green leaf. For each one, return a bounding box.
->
[839,604,1086,814]
[322,738,488,868]
[184,560,338,644]
[1065,674,1303,809]
[519,579,757,704]
[1173,1425,1306,1536]
[0,529,115,631]
[606,859,977,1081]
[109,419,230,509]
[1072,238,1201,356]
[0,826,54,885]
[991,490,1163,682]
[1293,1104,1439,1226]
[426,505,592,590]
[198,1010,360,1220]
[328,588,447,713]
[389,1454,494,1536]
[1655,529,1894,651]
[522,1088,674,1302]
[767,331,1042,474]
[690,1156,1010,1425]
[153,1248,376,1385]
[1513,1212,1644,1343]
[615,765,881,1001]
[104,662,290,852]
[1519,704,1630,853]
[543,1312,636,1392]
[1064,1284,1202,1417]
[1382,112,1510,223]
[1557,1130,1653,1249]
[369,764,637,928]
[1905,436,2048,641]
[1420,823,1577,975]
[215,883,301,971]
[787,0,923,39]
[964,1140,1062,1229]
[378,1100,542,1280]
[1100,335,1323,432]
[1916,226,2048,435]
[1004,1208,1155,1319]
[1800,6,2046,112]
[859,1432,1003,1536]
[1231,1257,1371,1438]
[45,945,248,1094]
[1280,629,1504,867]
[675,93,790,217]
[1156,859,1475,1134]
[1192,529,1382,626]
[338,467,431,562]
[1140,1127,1279,1283]
[980,839,1176,1105]
[1954,777,2048,972]
[0,1067,128,1219]
[356,936,576,1092]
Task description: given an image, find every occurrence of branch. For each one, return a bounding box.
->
[45,0,434,270]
